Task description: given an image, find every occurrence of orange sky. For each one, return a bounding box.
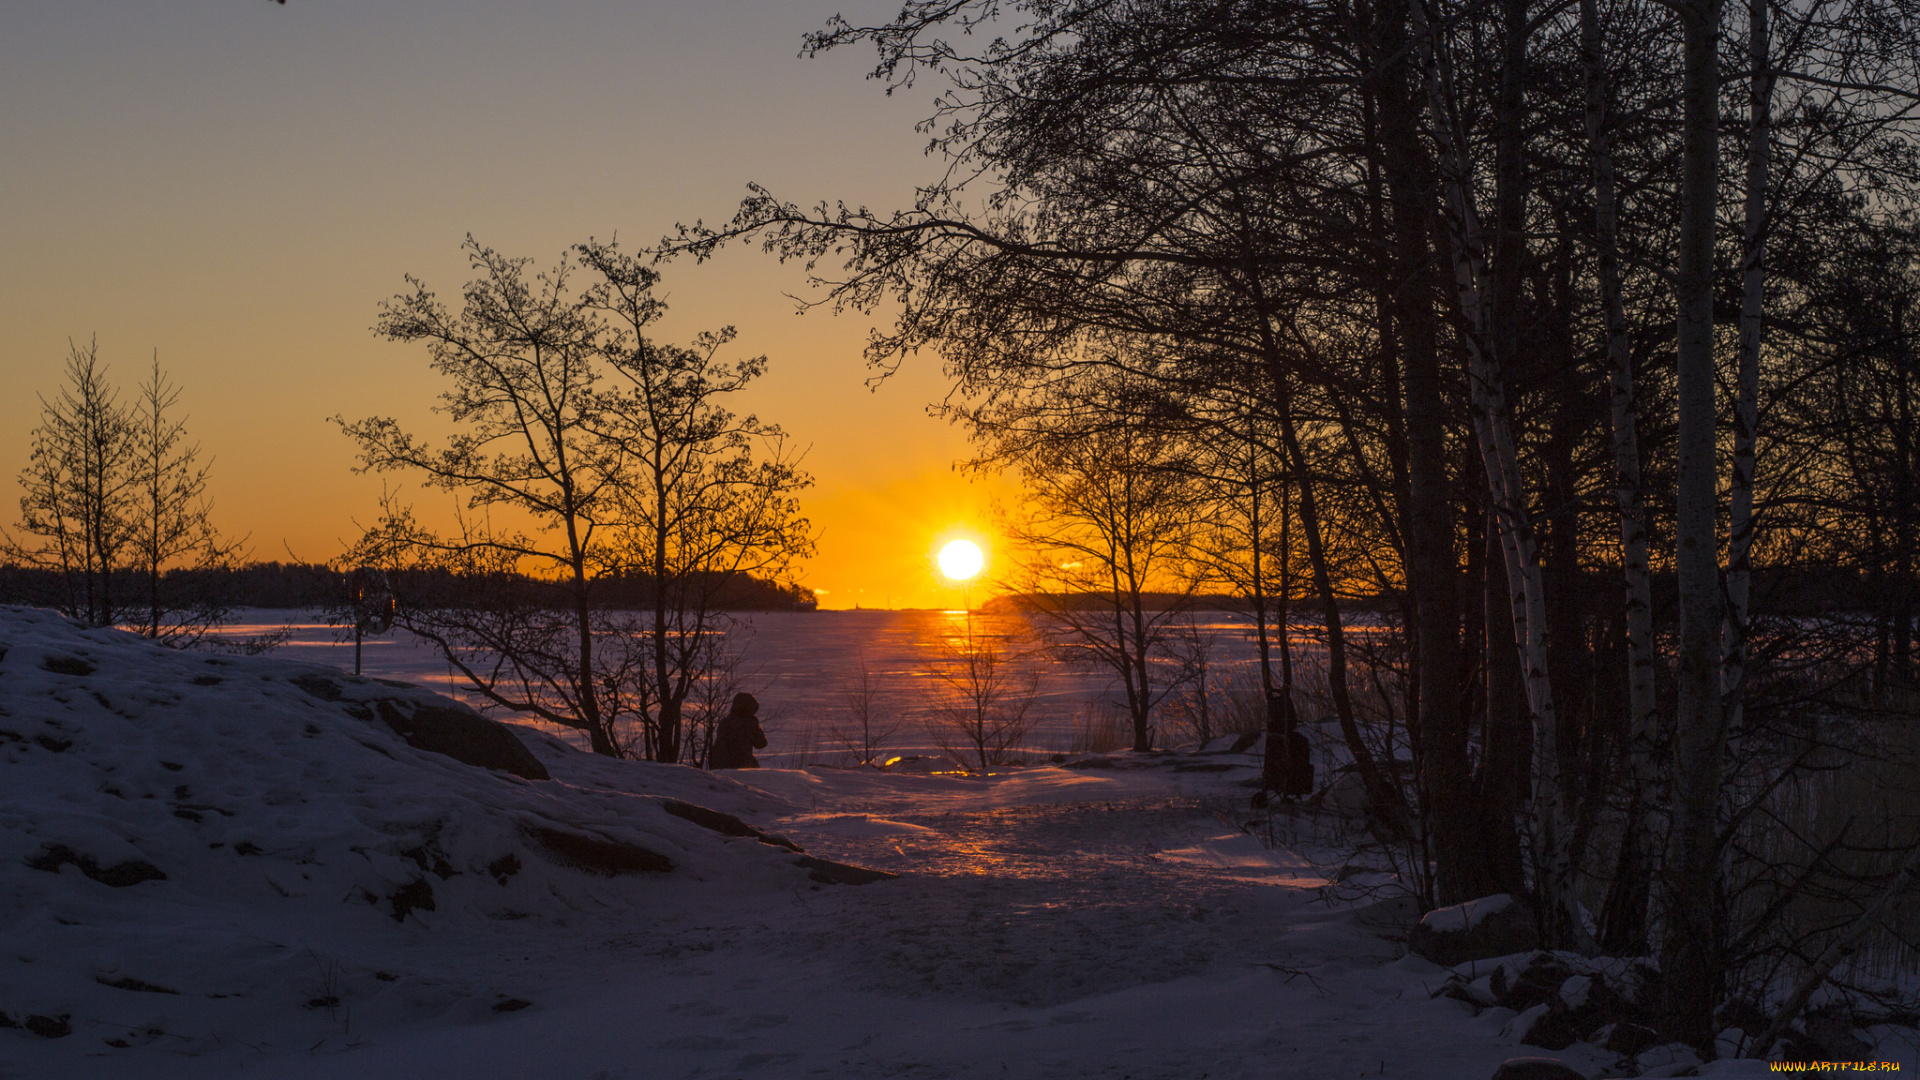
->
[0,2,1008,609]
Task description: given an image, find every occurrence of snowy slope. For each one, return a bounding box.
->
[0,607,825,1075]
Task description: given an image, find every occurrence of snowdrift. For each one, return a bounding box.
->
[0,606,847,1063]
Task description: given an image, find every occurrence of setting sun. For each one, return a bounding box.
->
[937,538,985,581]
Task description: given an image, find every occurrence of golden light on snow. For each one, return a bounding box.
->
[937,539,985,581]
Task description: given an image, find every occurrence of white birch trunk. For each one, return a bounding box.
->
[1409,0,1592,953]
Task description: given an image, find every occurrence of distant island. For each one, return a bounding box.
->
[0,562,818,615]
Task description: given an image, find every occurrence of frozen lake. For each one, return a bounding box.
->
[212,608,1310,764]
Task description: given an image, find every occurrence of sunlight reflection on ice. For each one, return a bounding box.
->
[206,607,1386,763]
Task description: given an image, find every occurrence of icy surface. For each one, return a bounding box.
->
[4,607,1918,1078]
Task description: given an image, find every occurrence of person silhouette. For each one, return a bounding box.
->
[708,692,768,769]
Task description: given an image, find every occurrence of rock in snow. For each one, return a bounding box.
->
[1489,1058,1589,1080]
[1424,892,1514,933]
[1408,892,1539,966]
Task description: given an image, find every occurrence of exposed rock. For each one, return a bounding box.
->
[1503,1002,1552,1042]
[1504,954,1577,1012]
[26,843,166,887]
[1773,1029,1831,1063]
[1518,1006,1581,1051]
[1803,1014,1875,1062]
[290,673,549,780]
[526,826,672,876]
[1408,893,1538,966]
[1443,974,1501,1008]
[793,855,898,885]
[662,799,803,852]
[24,1014,72,1039]
[388,878,436,921]
[1633,1043,1701,1074]
[493,998,532,1012]
[372,700,549,780]
[1603,1022,1661,1055]
[487,852,522,885]
[1489,1059,1587,1080]
[96,975,179,995]
[398,844,458,879]
[290,673,344,701]
[41,656,94,677]
[1434,950,1667,1062]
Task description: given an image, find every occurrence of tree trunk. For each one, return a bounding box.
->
[1263,476,1303,795]
[571,544,616,758]
[1479,502,1531,896]
[1723,0,1770,740]
[1411,0,1588,950]
[1376,6,1483,900]
[1664,0,1728,1047]
[1581,0,1663,954]
[1274,392,1404,833]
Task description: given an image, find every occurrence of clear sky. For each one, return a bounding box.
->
[0,0,1005,610]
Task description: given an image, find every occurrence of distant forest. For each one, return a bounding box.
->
[0,562,817,614]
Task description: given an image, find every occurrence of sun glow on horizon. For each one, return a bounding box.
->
[937,538,985,582]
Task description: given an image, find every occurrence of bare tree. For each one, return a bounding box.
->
[341,236,810,761]
[126,353,245,644]
[8,339,135,627]
[1186,401,1308,790]
[922,613,1038,771]
[8,341,243,641]
[990,402,1202,753]
[342,237,643,756]
[827,651,901,765]
[577,239,814,763]
[1159,614,1223,746]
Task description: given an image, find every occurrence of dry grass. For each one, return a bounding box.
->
[1058,701,1133,754]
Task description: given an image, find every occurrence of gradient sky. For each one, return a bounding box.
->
[0,1,1007,610]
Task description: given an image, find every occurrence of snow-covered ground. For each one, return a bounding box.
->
[0,608,1898,1078]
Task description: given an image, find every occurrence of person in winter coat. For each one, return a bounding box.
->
[708,692,768,769]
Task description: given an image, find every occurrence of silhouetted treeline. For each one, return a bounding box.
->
[0,562,815,614]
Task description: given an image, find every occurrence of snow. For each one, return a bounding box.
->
[1560,974,1593,1012]
[3,606,1917,1079]
[1503,1002,1553,1043]
[779,813,934,837]
[1420,892,1513,934]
